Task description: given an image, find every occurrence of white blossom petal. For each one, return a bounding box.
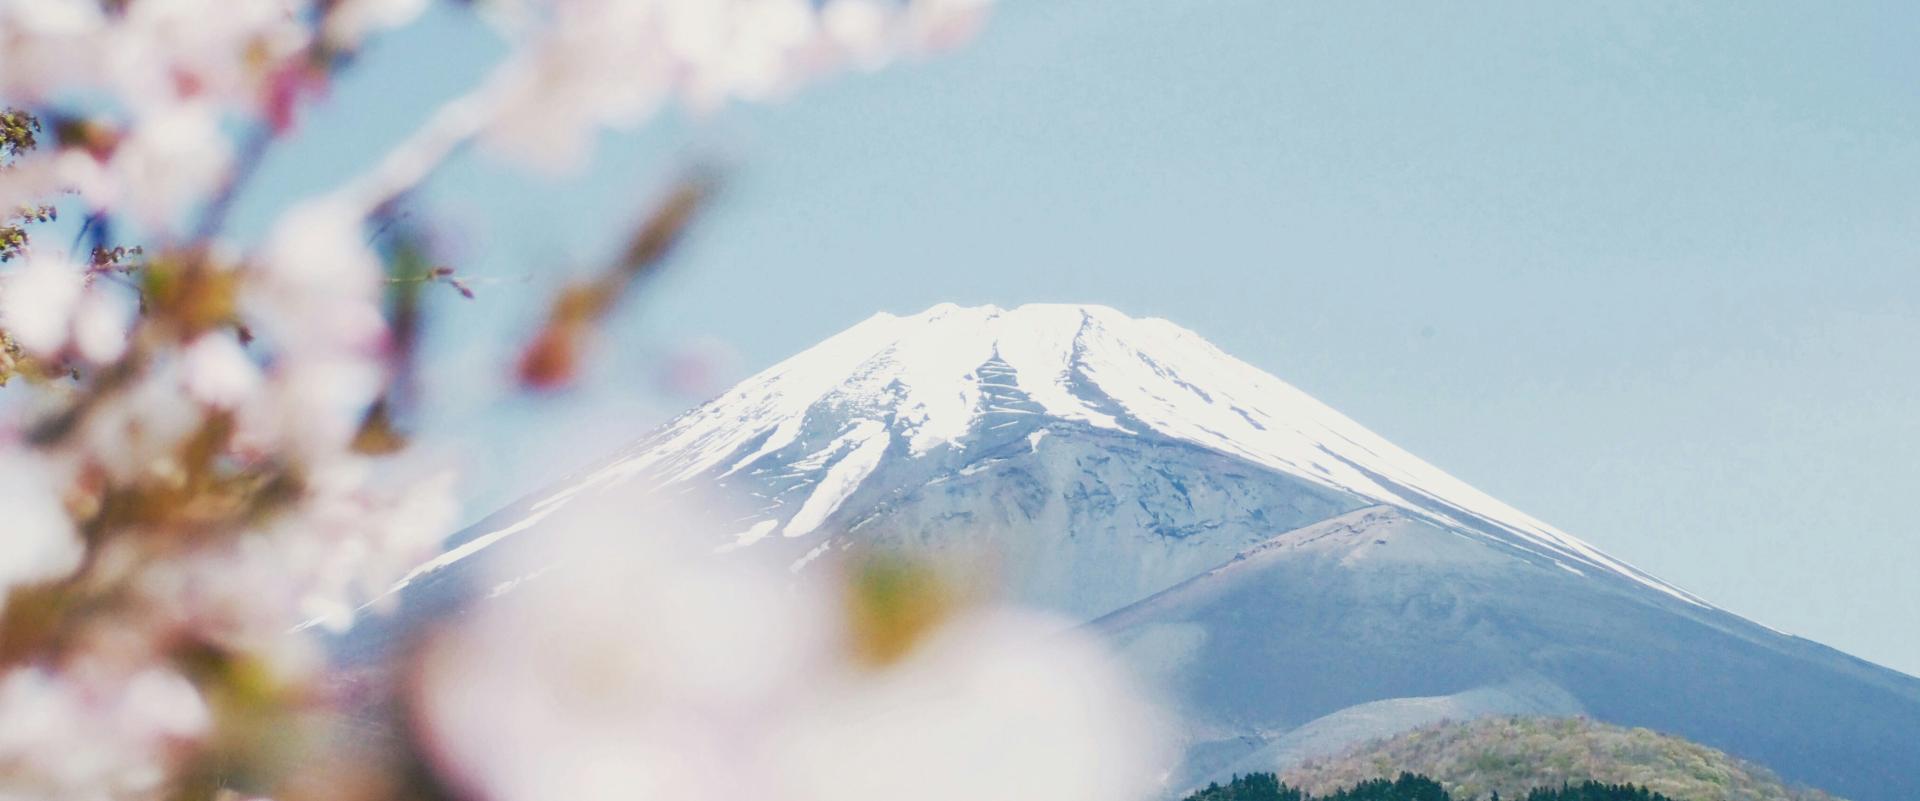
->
[72,287,135,365]
[109,103,232,230]
[0,253,86,357]
[0,454,83,602]
[414,499,1161,801]
[181,333,263,408]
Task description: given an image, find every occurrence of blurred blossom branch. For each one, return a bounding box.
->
[0,2,1167,801]
[332,76,508,219]
[518,174,713,390]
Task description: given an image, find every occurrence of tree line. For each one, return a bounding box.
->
[1184,772,1684,801]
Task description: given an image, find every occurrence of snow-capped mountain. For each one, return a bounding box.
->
[407,303,1692,610]
[374,303,1920,801]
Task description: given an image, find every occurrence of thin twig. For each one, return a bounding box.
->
[334,68,520,218]
[69,213,99,253]
[193,123,276,242]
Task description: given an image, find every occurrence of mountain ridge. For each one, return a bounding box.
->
[409,303,1699,607]
[367,303,1920,801]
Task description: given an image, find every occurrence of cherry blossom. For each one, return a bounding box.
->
[0,2,1020,801]
[0,664,209,801]
[180,332,264,409]
[0,252,86,357]
[414,503,1165,801]
[0,454,84,608]
[324,0,431,48]
[96,102,234,230]
[71,284,135,365]
[480,0,994,170]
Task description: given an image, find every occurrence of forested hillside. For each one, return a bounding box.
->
[1278,718,1840,801]
[1182,771,1689,801]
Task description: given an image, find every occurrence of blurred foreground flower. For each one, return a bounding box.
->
[0,0,1005,799]
[413,504,1169,801]
[0,664,208,801]
[480,0,991,171]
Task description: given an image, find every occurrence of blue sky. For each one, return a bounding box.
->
[231,1,1920,675]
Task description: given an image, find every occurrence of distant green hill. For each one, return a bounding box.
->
[1183,771,1685,801]
[1280,717,1841,801]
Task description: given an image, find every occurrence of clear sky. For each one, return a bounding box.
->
[230,1,1920,676]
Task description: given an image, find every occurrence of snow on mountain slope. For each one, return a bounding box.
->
[419,302,1697,609]
[1091,506,1920,801]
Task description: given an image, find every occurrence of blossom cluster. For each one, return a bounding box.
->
[0,3,1178,801]
[415,504,1165,801]
[480,0,989,170]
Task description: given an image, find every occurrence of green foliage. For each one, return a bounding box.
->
[1322,774,1452,801]
[1180,771,1679,801]
[2,108,46,262]
[1526,781,1680,801]
[1281,717,1842,801]
[0,107,37,159]
[1187,773,1306,801]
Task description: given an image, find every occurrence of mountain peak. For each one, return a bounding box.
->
[525,302,1702,608]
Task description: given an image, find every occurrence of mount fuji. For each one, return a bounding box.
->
[374,303,1920,801]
